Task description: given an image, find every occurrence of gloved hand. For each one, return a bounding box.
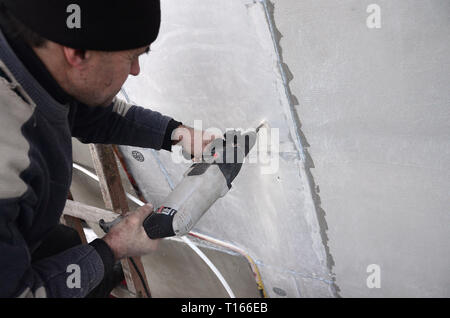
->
[102,204,159,260]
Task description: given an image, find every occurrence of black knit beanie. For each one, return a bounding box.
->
[0,0,161,51]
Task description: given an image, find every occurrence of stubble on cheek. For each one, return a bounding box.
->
[96,53,133,106]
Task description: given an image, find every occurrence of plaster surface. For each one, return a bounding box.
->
[271,0,450,297]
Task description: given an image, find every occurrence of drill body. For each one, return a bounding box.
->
[142,129,257,239]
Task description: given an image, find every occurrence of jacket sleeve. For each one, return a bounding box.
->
[70,98,182,151]
[0,199,108,298]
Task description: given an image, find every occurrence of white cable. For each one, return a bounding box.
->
[125,192,145,207]
[73,163,153,207]
[73,163,99,182]
[72,162,236,298]
[181,236,236,298]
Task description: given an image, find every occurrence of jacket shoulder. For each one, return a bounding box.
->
[0,61,35,200]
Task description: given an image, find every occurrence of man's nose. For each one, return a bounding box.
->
[130,60,141,76]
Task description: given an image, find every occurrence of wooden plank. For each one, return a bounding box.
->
[110,285,136,298]
[64,215,88,245]
[112,145,147,204]
[64,192,88,245]
[89,144,151,298]
[63,200,117,223]
[89,144,131,213]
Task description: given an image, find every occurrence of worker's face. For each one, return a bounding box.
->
[66,46,149,107]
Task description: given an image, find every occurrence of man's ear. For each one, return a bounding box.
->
[62,47,90,68]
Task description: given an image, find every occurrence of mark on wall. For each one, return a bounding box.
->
[132,150,145,162]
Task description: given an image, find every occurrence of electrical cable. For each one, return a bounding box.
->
[181,236,235,298]
[188,231,267,298]
[129,256,152,298]
[72,163,143,206]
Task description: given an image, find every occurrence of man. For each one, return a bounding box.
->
[0,0,212,297]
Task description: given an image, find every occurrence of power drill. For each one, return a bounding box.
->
[100,126,260,239]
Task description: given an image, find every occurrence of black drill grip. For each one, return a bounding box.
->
[143,207,177,239]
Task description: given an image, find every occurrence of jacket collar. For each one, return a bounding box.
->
[1,27,74,105]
